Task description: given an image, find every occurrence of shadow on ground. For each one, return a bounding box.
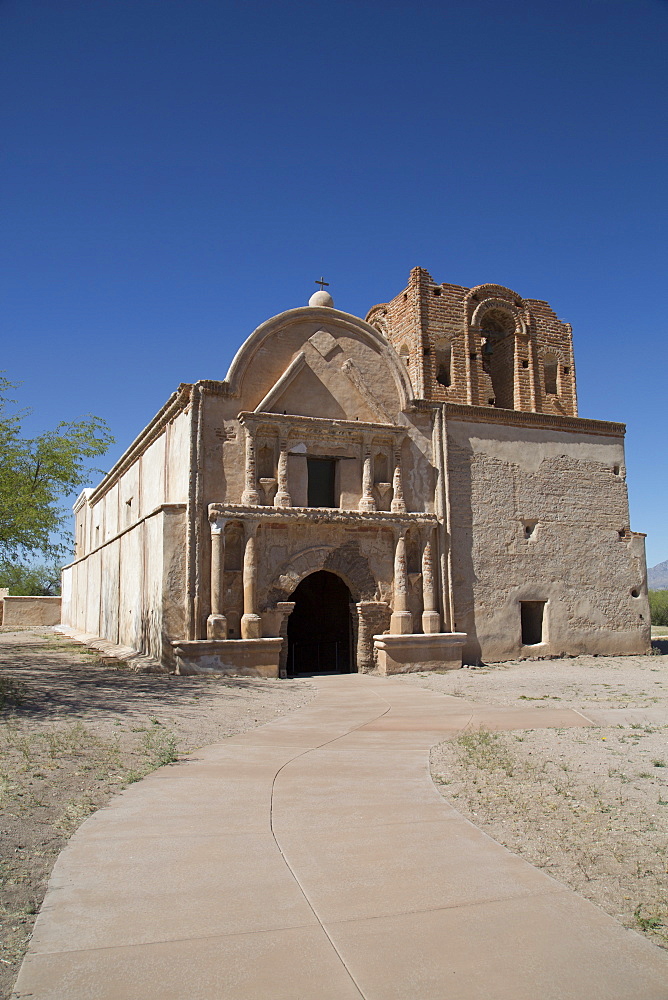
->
[0,632,284,721]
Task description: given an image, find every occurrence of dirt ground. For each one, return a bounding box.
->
[0,627,315,1000]
[398,650,668,952]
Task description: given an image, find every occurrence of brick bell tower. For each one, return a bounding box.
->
[366,266,577,417]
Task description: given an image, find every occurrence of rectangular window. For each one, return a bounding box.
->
[521,601,545,645]
[307,458,337,508]
[436,347,451,387]
[544,355,558,395]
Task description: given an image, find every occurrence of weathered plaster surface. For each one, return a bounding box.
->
[2,596,61,627]
[447,417,649,662]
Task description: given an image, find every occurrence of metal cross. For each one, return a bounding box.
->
[315,276,329,290]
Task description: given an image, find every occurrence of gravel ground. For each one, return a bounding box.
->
[0,627,315,1000]
[397,651,668,951]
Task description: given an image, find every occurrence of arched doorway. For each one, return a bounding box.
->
[287,571,353,676]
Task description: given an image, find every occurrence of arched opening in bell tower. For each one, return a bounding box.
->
[481,308,516,410]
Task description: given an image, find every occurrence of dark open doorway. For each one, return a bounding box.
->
[287,570,353,676]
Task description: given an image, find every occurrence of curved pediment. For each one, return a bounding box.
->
[225,306,413,419]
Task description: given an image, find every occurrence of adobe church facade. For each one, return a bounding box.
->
[61,267,650,674]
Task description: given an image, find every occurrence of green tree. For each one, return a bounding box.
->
[0,561,62,596]
[0,375,113,561]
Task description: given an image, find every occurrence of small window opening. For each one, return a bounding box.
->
[524,521,537,538]
[307,458,337,508]
[618,529,627,540]
[406,532,421,574]
[521,601,545,646]
[470,352,477,360]
[613,465,620,476]
[544,353,558,395]
[224,523,244,571]
[436,346,451,388]
[521,359,529,369]
[437,364,450,387]
[433,287,442,296]
[374,452,389,483]
[563,366,570,376]
[631,588,640,598]
[399,344,410,367]
[488,397,495,406]
[403,293,408,301]
[423,347,431,356]
[258,444,275,479]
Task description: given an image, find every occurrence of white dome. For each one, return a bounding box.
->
[308,289,334,308]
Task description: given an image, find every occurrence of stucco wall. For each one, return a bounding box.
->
[446,415,650,662]
[61,505,186,664]
[2,596,61,626]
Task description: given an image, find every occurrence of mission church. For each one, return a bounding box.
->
[61,267,650,674]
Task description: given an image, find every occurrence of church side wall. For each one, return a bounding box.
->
[62,403,192,663]
[167,408,192,503]
[140,434,166,517]
[446,415,650,662]
[61,505,186,663]
[118,523,144,650]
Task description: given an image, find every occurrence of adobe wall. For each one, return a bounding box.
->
[445,408,650,662]
[61,505,187,665]
[74,400,191,558]
[2,596,61,627]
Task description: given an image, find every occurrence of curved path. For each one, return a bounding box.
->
[13,675,668,999]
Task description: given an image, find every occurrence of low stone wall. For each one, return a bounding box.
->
[373,632,467,674]
[2,596,62,627]
[172,637,283,677]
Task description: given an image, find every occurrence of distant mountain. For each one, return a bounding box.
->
[648,559,668,590]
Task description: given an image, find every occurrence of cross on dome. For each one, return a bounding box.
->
[309,277,334,308]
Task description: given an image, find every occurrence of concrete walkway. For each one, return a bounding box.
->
[13,675,668,999]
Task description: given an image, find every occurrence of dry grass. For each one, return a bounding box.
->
[411,653,668,953]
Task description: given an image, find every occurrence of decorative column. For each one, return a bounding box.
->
[276,601,295,676]
[241,427,260,505]
[390,532,413,634]
[241,528,262,639]
[421,535,441,634]
[390,447,406,513]
[207,516,227,639]
[513,334,521,411]
[356,601,392,672]
[358,439,376,512]
[274,438,292,507]
[356,604,372,671]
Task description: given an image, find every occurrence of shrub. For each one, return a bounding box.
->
[648,590,668,627]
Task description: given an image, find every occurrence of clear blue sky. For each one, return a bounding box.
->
[2,0,667,565]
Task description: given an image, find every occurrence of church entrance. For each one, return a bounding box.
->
[287,571,353,676]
